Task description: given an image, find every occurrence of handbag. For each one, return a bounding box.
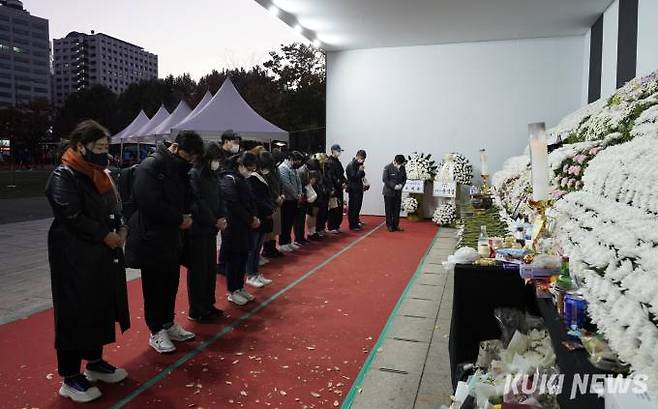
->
[329,197,339,209]
[305,184,318,203]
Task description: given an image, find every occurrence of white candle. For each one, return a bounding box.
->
[480,148,488,176]
[529,122,549,201]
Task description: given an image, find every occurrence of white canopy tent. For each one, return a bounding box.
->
[111,110,150,145]
[173,79,289,143]
[168,91,213,139]
[131,105,170,143]
[150,100,192,141]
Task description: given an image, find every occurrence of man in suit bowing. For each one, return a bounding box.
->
[382,154,407,232]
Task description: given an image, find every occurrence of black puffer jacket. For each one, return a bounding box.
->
[45,165,130,350]
[125,143,190,269]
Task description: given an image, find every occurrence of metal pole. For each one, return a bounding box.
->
[7,135,16,188]
[119,139,125,167]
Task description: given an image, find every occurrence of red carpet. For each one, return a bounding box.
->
[0,217,437,408]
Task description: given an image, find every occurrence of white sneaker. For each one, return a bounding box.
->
[257,274,273,285]
[228,290,248,305]
[259,256,270,266]
[317,230,326,237]
[149,330,176,353]
[239,289,255,302]
[84,360,128,383]
[59,378,102,403]
[166,322,195,342]
[291,242,301,250]
[330,229,341,234]
[279,244,295,252]
[246,276,265,288]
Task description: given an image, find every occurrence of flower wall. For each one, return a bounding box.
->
[492,69,658,396]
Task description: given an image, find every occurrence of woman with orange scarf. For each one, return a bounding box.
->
[45,120,130,403]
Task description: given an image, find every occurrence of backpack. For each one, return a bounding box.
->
[117,164,139,221]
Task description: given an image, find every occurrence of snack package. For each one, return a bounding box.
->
[579,333,630,372]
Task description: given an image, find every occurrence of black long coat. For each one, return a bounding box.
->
[45,165,130,351]
[220,170,257,253]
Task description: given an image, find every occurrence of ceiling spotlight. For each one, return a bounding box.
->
[312,39,321,48]
[294,24,303,33]
[268,5,279,16]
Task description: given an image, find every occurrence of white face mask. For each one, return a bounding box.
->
[210,160,220,171]
[333,151,341,158]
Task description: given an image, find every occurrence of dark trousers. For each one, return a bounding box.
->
[384,194,402,229]
[225,250,248,293]
[279,200,298,245]
[186,233,218,318]
[246,231,266,277]
[141,264,180,333]
[327,196,344,230]
[294,203,307,242]
[316,195,329,231]
[348,190,364,228]
[57,346,102,377]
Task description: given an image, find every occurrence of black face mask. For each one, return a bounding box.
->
[83,150,109,167]
[173,153,192,174]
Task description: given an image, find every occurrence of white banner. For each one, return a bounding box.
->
[402,179,424,194]
[433,180,457,198]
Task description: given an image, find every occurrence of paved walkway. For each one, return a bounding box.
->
[0,218,140,325]
[0,196,53,224]
[348,227,457,409]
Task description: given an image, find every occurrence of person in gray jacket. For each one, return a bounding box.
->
[278,151,303,252]
[382,154,407,232]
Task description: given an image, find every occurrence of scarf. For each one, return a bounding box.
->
[61,148,113,194]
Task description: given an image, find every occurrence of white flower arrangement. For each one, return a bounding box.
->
[432,202,457,226]
[437,153,473,185]
[490,69,658,397]
[406,152,437,181]
[402,197,419,214]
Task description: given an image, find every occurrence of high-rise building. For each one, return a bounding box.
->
[0,0,51,107]
[53,31,158,106]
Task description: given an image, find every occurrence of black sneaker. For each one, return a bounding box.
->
[309,233,322,241]
[188,312,220,323]
[59,374,102,402]
[210,306,228,318]
[84,360,128,384]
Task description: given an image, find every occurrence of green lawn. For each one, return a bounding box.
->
[0,169,52,199]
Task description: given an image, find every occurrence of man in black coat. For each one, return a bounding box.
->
[345,149,369,230]
[126,131,204,354]
[382,154,408,232]
[217,129,241,173]
[326,144,347,233]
